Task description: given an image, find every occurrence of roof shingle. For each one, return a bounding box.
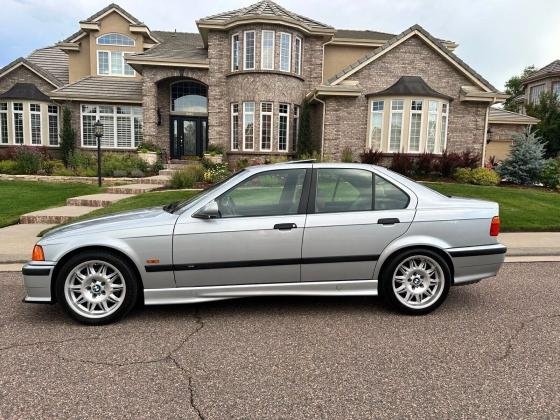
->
[51,76,142,102]
[27,46,69,85]
[522,60,560,84]
[366,76,453,100]
[0,83,51,101]
[128,31,208,63]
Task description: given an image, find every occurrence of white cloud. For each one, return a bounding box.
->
[1,0,559,89]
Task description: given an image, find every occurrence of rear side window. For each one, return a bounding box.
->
[314,168,409,213]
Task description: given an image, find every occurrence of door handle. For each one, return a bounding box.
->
[378,218,399,225]
[274,223,297,230]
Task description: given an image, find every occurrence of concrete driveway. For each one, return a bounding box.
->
[1,262,559,418]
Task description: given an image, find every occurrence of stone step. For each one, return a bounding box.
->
[136,175,171,185]
[164,162,199,169]
[67,193,135,208]
[20,206,100,225]
[106,183,166,194]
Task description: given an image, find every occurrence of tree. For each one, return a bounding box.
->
[60,106,76,167]
[497,128,545,185]
[296,99,314,157]
[503,65,535,112]
[526,91,560,158]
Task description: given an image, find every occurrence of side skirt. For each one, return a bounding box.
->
[144,280,378,305]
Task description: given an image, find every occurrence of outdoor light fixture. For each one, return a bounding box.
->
[157,108,162,126]
[94,120,104,187]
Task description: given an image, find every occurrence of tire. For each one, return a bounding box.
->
[55,250,139,325]
[380,249,451,315]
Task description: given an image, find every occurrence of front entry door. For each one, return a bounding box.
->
[170,117,207,158]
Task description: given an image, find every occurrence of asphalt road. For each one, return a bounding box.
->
[0,263,559,419]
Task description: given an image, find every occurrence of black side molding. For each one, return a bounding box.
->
[448,247,507,258]
[22,267,51,276]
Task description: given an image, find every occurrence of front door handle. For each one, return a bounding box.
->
[378,218,399,225]
[274,223,297,230]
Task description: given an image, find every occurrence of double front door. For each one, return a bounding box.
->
[170,116,207,158]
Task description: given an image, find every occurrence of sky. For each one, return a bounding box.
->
[2,0,560,90]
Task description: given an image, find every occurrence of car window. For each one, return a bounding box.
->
[315,169,373,213]
[217,169,306,218]
[374,175,410,210]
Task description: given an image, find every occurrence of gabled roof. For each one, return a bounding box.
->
[80,3,143,25]
[197,0,334,42]
[0,83,50,101]
[366,76,453,101]
[0,57,62,88]
[488,107,540,125]
[522,60,560,85]
[333,29,458,50]
[27,46,69,85]
[327,24,498,94]
[51,76,142,103]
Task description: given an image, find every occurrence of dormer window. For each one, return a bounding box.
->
[97,51,135,76]
[97,33,135,46]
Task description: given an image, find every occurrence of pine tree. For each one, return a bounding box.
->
[497,129,545,185]
[60,106,76,167]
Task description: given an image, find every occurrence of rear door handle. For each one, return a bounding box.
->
[378,218,399,225]
[274,223,297,230]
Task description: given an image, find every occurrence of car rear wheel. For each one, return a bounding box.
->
[55,251,138,325]
[381,249,450,315]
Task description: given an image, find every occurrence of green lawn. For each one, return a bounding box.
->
[0,181,103,228]
[425,182,560,232]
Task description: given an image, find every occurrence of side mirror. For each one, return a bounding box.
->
[193,200,221,219]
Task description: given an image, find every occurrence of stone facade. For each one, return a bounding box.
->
[486,123,526,161]
[0,65,56,96]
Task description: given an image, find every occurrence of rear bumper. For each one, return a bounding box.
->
[447,244,507,285]
[22,262,55,303]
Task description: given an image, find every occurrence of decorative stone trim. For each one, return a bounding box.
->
[226,69,305,81]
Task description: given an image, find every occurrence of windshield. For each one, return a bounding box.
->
[166,169,246,213]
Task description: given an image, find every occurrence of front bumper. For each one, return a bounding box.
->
[22,262,55,303]
[447,244,507,285]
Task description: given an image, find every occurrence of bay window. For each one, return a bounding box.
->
[0,103,8,144]
[439,103,448,152]
[244,31,255,70]
[261,30,275,70]
[408,100,422,152]
[243,102,255,150]
[81,104,143,149]
[294,37,302,75]
[48,105,59,146]
[278,103,289,151]
[426,101,438,153]
[389,100,404,152]
[260,102,273,151]
[30,104,41,145]
[279,32,291,72]
[369,100,384,150]
[529,84,545,104]
[13,103,23,144]
[231,34,240,71]
[231,103,239,150]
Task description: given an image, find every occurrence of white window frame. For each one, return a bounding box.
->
[278,103,289,152]
[388,99,404,152]
[368,100,384,150]
[261,30,275,70]
[29,103,42,146]
[260,102,273,152]
[0,102,8,144]
[80,104,141,149]
[243,31,256,70]
[294,36,302,75]
[231,103,239,151]
[96,33,135,46]
[231,33,240,71]
[12,102,24,145]
[97,50,135,77]
[242,101,255,151]
[426,100,438,153]
[47,105,60,146]
[407,100,423,153]
[279,32,292,72]
[439,103,449,153]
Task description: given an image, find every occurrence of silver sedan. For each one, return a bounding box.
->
[22,162,506,324]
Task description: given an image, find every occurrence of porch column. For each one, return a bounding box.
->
[142,74,158,150]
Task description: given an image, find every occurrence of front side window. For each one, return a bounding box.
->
[260,102,273,151]
[98,51,134,76]
[389,100,404,152]
[261,30,275,70]
[13,103,23,144]
[408,100,422,152]
[81,104,143,149]
[294,37,302,75]
[426,101,438,153]
[217,169,306,218]
[279,32,291,72]
[48,105,59,146]
[278,103,289,151]
[0,103,8,144]
[369,100,384,150]
[244,31,255,70]
[97,33,135,46]
[231,34,240,71]
[243,102,255,150]
[30,104,41,145]
[315,169,373,213]
[231,103,239,150]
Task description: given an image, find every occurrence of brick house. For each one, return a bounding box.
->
[0,1,534,165]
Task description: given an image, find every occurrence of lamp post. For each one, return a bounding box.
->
[94,120,104,187]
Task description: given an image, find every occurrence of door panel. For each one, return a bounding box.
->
[183,119,197,155]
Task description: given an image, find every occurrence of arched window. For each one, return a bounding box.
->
[170,81,208,114]
[97,33,135,46]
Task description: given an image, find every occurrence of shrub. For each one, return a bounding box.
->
[438,151,463,177]
[470,168,501,185]
[137,142,160,153]
[129,169,145,178]
[206,143,224,156]
[459,149,481,169]
[170,165,205,189]
[390,152,414,176]
[360,148,383,165]
[203,163,231,184]
[297,100,314,157]
[453,167,472,184]
[341,147,354,163]
[415,152,436,175]
[497,129,545,185]
[0,160,18,174]
[39,159,55,175]
[51,161,74,176]
[236,158,250,170]
[14,147,42,174]
[151,160,164,174]
[69,150,96,171]
[101,153,148,177]
[540,159,560,189]
[112,170,128,178]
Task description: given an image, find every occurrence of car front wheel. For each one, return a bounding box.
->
[55,251,138,325]
[381,249,450,315]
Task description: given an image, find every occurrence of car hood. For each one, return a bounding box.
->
[42,207,179,240]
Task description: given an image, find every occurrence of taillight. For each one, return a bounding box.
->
[32,245,45,261]
[490,216,500,236]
